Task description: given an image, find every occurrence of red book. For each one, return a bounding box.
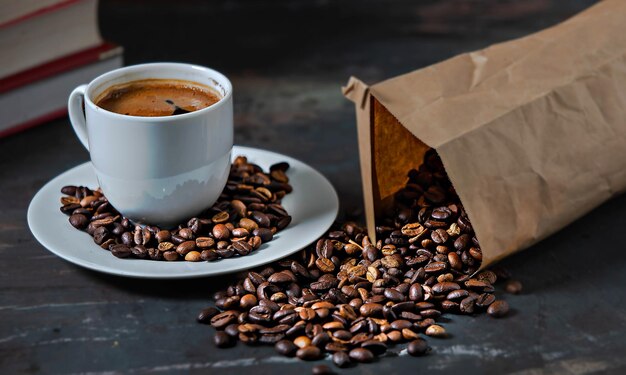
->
[0,43,123,138]
[0,0,102,79]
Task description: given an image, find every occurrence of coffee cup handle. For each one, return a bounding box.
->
[68,84,90,151]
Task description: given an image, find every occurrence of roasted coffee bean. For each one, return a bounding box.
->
[214,331,234,348]
[170,234,185,245]
[176,241,196,256]
[268,271,296,284]
[231,227,250,238]
[61,185,77,195]
[247,235,262,250]
[60,203,81,215]
[299,307,316,321]
[157,241,173,252]
[311,364,334,375]
[248,305,272,324]
[197,307,220,324]
[110,244,132,258]
[296,345,321,361]
[69,214,89,229]
[384,288,405,302]
[448,252,463,270]
[390,320,412,330]
[210,310,238,329]
[93,226,110,245]
[409,283,424,301]
[349,348,374,363]
[215,247,235,258]
[332,351,351,368]
[259,333,285,344]
[131,245,148,258]
[200,249,219,261]
[147,247,162,260]
[468,247,482,261]
[459,296,476,314]
[195,237,215,249]
[178,228,194,241]
[476,270,498,285]
[386,330,403,342]
[251,211,270,228]
[441,300,459,312]
[212,211,230,224]
[294,336,312,348]
[431,229,449,244]
[424,261,447,273]
[315,257,335,273]
[163,251,178,261]
[407,338,429,356]
[454,234,470,250]
[475,293,496,308]
[212,224,230,240]
[420,309,442,319]
[253,228,273,242]
[270,161,290,172]
[333,330,352,341]
[487,300,510,318]
[432,282,460,294]
[239,294,257,309]
[311,332,330,347]
[425,324,446,337]
[275,340,298,356]
[465,279,494,293]
[238,218,258,232]
[402,328,420,340]
[447,289,469,300]
[224,324,240,337]
[276,216,292,230]
[505,280,523,294]
[111,223,124,237]
[229,199,246,218]
[359,303,383,317]
[216,296,240,310]
[232,241,253,256]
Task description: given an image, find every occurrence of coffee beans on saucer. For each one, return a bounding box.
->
[199,150,519,369]
[59,156,293,261]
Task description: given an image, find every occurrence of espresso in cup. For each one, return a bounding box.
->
[94,79,221,117]
[68,63,233,227]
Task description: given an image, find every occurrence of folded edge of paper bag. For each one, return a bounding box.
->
[343,78,431,244]
[345,0,626,267]
[342,77,377,241]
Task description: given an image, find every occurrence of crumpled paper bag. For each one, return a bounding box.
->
[343,0,626,268]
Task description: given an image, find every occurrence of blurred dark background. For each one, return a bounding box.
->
[99,0,597,214]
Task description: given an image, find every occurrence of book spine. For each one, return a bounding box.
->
[0,43,122,94]
[0,0,83,29]
[0,108,67,138]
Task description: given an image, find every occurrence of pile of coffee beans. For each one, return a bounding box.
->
[199,150,521,370]
[59,156,293,261]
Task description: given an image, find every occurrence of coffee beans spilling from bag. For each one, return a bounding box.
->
[59,156,293,261]
[199,150,520,369]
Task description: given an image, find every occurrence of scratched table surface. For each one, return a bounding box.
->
[2,0,625,374]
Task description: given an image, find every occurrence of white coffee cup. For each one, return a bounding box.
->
[68,62,233,228]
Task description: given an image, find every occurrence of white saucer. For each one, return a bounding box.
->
[28,146,339,279]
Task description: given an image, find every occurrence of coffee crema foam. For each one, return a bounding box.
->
[94,79,221,117]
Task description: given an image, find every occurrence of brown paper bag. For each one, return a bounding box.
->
[343,0,626,268]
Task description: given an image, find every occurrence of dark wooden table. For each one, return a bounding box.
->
[3,0,625,373]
